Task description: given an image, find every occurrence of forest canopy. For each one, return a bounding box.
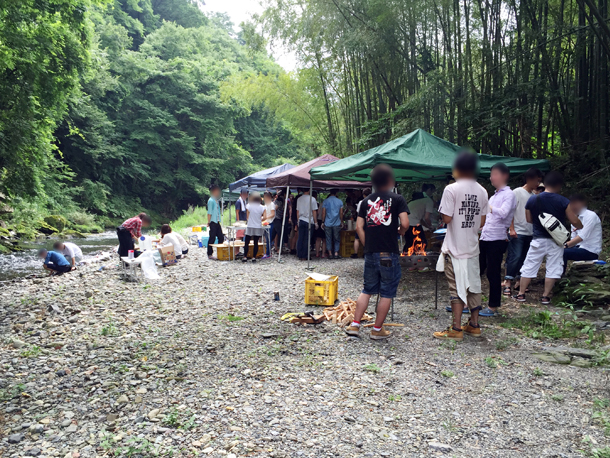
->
[1,0,609,228]
[0,0,318,225]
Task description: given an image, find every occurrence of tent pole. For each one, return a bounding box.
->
[277,185,290,263]
[307,180,313,269]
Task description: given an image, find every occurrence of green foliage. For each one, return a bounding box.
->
[441,370,455,378]
[363,363,381,373]
[218,314,246,323]
[2,0,316,227]
[20,345,42,358]
[0,0,104,199]
[500,310,597,340]
[592,399,610,436]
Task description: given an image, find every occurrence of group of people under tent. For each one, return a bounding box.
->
[341,152,603,342]
[222,186,379,262]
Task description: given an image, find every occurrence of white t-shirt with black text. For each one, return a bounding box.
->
[438,179,489,259]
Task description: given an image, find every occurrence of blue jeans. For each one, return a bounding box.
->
[325,226,341,254]
[297,220,313,259]
[504,235,533,280]
[362,252,402,298]
[563,247,598,274]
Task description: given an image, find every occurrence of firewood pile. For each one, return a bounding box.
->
[322,299,373,327]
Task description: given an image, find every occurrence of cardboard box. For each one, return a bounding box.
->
[158,245,177,266]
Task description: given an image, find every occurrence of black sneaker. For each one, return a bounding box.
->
[252,259,257,264]
[242,258,248,263]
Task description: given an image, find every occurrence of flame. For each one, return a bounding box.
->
[406,228,427,256]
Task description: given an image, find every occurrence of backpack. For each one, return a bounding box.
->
[536,195,570,246]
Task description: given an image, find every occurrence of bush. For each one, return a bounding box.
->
[44,215,67,232]
[65,210,97,227]
[73,224,104,234]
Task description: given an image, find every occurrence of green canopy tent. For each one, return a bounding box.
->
[309,129,550,182]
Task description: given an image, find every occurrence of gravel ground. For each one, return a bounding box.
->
[1,248,609,458]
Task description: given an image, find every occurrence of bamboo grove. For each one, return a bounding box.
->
[258,0,610,185]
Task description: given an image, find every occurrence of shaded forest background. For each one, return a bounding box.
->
[1,0,609,232]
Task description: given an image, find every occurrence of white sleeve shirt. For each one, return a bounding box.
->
[572,208,602,254]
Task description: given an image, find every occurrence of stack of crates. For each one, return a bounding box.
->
[305,275,339,306]
[339,230,363,258]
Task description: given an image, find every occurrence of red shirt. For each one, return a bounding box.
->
[122,216,143,239]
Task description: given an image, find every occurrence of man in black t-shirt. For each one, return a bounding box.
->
[345,165,410,340]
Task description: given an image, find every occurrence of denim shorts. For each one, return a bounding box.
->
[362,252,402,298]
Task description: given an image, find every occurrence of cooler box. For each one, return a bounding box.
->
[305,273,339,306]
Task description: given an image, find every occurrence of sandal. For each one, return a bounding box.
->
[445,306,470,314]
[513,294,526,302]
[541,296,551,305]
[502,286,512,296]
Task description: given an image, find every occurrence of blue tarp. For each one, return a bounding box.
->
[229,163,295,192]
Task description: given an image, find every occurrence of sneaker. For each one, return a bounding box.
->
[262,255,270,259]
[242,257,248,263]
[462,321,482,337]
[370,327,392,340]
[345,325,360,337]
[350,254,359,259]
[433,326,464,341]
[252,259,257,264]
[208,256,218,261]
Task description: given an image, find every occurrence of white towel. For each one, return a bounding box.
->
[436,252,481,304]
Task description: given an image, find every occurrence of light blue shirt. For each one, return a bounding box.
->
[207,197,221,223]
[322,196,344,227]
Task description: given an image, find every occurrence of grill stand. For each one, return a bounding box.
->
[373,261,440,322]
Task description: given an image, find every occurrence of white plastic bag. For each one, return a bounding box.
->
[138,251,160,280]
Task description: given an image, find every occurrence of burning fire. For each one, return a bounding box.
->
[405,228,427,256]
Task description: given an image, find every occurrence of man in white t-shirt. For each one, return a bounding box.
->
[296,189,318,260]
[53,241,83,267]
[502,168,543,295]
[563,194,602,272]
[433,152,489,342]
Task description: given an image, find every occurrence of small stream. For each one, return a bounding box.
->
[0,232,119,281]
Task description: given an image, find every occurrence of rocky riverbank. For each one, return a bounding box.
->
[1,249,610,457]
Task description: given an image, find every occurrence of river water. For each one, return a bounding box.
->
[0,232,119,281]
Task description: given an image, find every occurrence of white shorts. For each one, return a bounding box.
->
[520,238,564,279]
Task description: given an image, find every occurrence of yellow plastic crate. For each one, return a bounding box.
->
[305,276,339,306]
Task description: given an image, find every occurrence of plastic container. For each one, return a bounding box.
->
[305,275,339,306]
[128,250,134,259]
[139,235,153,252]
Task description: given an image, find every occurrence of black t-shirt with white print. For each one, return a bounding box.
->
[357,191,410,254]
